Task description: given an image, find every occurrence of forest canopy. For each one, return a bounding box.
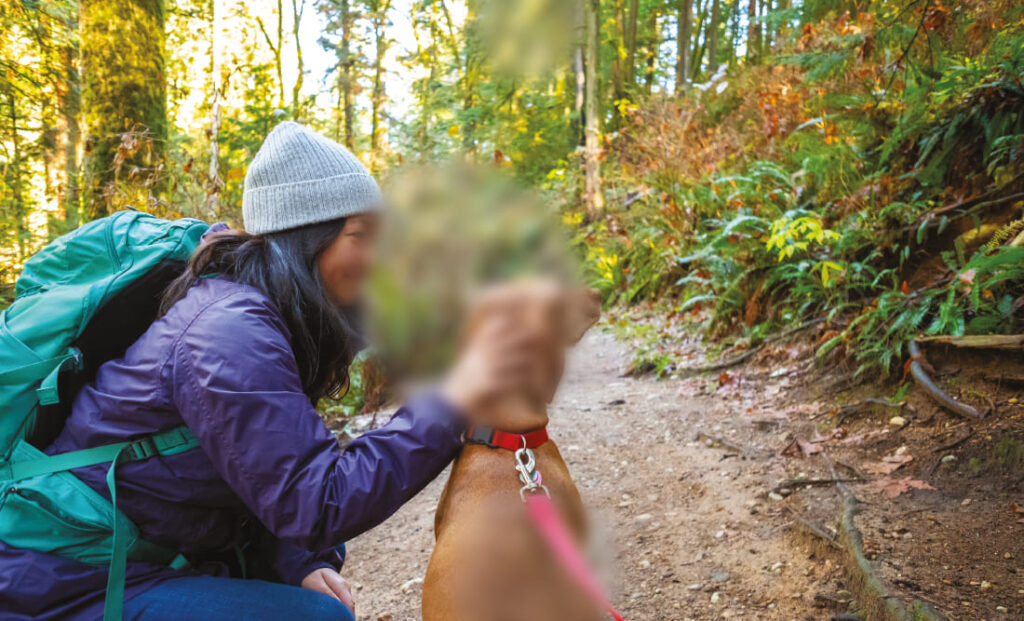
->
[1,0,1023,380]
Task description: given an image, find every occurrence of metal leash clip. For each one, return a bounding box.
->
[515,438,549,501]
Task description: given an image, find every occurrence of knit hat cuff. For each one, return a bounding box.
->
[242,172,383,235]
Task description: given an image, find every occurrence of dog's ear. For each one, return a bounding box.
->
[564,288,601,344]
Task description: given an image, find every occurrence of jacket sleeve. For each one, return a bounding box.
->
[168,290,464,551]
[265,538,344,586]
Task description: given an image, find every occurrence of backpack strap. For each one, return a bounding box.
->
[100,427,199,621]
[102,439,192,621]
[0,425,198,482]
[0,347,79,386]
[0,426,198,621]
[36,348,83,406]
[0,346,81,409]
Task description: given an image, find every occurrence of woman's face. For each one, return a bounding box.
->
[318,213,381,305]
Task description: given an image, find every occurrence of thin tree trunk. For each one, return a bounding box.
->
[456,2,478,159]
[611,0,624,106]
[623,0,640,87]
[276,1,285,107]
[256,1,286,109]
[707,0,721,73]
[584,0,603,219]
[7,93,28,261]
[729,0,741,66]
[291,0,305,119]
[642,9,658,94]
[761,0,771,52]
[574,1,586,146]
[690,0,707,80]
[206,0,223,219]
[675,0,692,94]
[338,0,355,148]
[746,0,759,61]
[58,42,81,228]
[370,0,391,170]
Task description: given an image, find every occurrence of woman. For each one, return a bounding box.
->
[0,122,534,620]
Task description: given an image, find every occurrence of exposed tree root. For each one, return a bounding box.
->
[915,334,1024,350]
[832,496,948,621]
[677,317,826,377]
[908,340,986,419]
[810,398,906,425]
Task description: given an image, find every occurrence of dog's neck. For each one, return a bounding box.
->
[475,394,550,434]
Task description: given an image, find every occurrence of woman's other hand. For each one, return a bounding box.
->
[441,315,538,415]
[301,567,355,614]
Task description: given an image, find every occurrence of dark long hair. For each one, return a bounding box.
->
[161,218,362,403]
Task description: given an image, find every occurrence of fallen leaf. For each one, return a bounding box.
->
[862,477,936,498]
[864,452,913,475]
[780,438,823,457]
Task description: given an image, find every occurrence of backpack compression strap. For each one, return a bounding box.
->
[0,426,198,621]
[102,433,192,621]
[0,425,198,482]
[0,346,82,406]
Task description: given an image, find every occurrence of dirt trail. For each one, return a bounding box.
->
[343,331,835,620]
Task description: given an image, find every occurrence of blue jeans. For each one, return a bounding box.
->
[122,575,356,621]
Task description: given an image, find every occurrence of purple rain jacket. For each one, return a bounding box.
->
[0,276,464,620]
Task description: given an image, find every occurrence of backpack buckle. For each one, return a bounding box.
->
[127,437,159,461]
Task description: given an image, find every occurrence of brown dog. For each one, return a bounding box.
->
[422,280,604,621]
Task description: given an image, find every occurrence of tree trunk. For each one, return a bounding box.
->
[611,0,624,106]
[276,0,285,108]
[6,93,29,261]
[256,1,286,109]
[338,0,355,148]
[59,43,81,228]
[574,1,586,146]
[583,0,603,219]
[760,0,769,54]
[206,0,223,219]
[746,0,759,62]
[642,8,658,95]
[623,0,640,88]
[370,0,391,170]
[456,2,479,159]
[675,0,692,94]
[80,0,168,218]
[291,0,305,119]
[689,0,707,80]
[729,0,741,66]
[707,0,721,74]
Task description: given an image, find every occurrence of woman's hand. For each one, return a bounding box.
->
[301,567,355,614]
[441,316,539,415]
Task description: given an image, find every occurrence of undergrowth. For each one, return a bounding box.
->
[555,0,1024,379]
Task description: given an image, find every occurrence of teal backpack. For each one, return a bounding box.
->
[0,210,209,620]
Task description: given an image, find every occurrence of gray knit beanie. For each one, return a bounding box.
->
[242,121,382,235]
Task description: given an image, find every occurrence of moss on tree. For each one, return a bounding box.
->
[80,0,167,217]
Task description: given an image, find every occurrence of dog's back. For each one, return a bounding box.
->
[422,442,603,621]
[423,280,603,621]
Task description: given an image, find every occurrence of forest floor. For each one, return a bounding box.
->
[338,324,1024,621]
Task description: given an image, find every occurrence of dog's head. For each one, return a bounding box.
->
[466,279,601,406]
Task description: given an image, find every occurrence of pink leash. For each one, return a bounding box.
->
[524,492,626,621]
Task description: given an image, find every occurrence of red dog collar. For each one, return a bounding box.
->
[464,425,548,450]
